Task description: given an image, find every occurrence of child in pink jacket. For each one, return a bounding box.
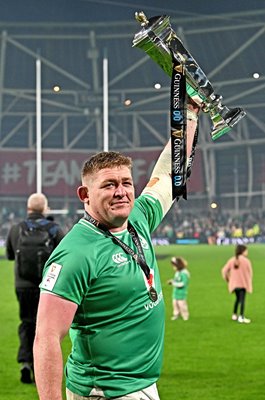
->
[222,244,253,324]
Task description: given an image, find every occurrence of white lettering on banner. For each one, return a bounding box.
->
[2,162,22,183]
[43,160,81,186]
[173,73,181,109]
[0,149,203,195]
[42,161,57,186]
[216,237,255,246]
[1,158,150,189]
[23,160,36,184]
[21,159,148,187]
[22,159,81,187]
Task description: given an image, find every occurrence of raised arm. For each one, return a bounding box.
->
[142,101,200,217]
[33,293,78,400]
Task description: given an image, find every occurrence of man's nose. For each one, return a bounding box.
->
[114,184,126,196]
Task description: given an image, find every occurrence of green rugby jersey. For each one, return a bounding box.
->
[40,194,165,398]
[172,269,190,300]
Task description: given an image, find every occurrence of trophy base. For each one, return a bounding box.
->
[211,107,246,141]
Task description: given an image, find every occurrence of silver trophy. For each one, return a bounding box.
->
[132,12,246,140]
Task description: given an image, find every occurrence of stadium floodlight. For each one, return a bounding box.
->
[210,201,218,209]
[252,72,260,79]
[52,84,61,92]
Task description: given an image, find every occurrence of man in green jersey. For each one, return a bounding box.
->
[33,102,199,400]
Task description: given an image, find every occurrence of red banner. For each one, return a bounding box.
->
[0,149,204,197]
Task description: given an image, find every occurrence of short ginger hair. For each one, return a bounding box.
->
[81,151,132,179]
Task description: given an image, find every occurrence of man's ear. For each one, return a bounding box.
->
[77,186,89,203]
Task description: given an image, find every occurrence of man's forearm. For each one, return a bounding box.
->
[34,334,64,400]
[142,116,199,216]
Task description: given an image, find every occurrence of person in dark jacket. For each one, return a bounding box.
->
[6,193,64,384]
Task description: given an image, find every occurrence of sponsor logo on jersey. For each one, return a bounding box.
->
[112,252,128,265]
[139,235,149,250]
[40,262,62,291]
[144,291,163,311]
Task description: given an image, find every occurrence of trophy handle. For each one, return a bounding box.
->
[135,11,149,26]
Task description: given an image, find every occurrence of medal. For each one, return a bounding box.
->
[149,286,158,302]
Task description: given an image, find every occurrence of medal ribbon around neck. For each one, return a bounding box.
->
[84,212,158,302]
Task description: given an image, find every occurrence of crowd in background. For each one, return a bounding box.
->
[152,207,265,244]
[1,204,265,246]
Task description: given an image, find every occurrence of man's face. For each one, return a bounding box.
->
[83,166,135,229]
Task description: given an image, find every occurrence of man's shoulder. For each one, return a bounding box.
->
[23,217,64,240]
[24,217,53,229]
[7,221,21,236]
[182,269,190,277]
[135,192,163,207]
[64,219,106,241]
[133,194,163,218]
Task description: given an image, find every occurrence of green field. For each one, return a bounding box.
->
[0,244,264,400]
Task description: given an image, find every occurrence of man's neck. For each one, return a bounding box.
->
[84,210,128,233]
[108,223,128,233]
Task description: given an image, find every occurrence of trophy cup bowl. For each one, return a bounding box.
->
[132,12,246,141]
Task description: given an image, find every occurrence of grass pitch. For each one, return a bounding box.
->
[0,244,264,400]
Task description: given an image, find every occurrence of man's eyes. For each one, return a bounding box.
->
[103,181,132,188]
[102,182,115,188]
